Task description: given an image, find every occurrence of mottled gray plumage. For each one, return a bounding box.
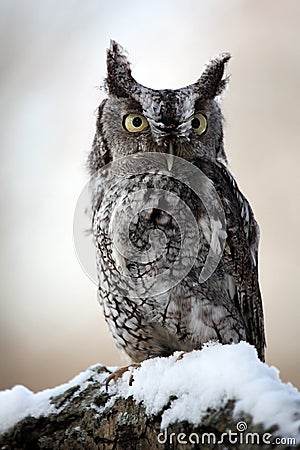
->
[88,40,265,362]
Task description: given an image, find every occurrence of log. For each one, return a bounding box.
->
[0,344,299,450]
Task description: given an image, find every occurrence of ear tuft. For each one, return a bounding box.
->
[105,40,135,97]
[198,52,231,99]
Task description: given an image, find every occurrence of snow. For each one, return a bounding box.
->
[117,342,300,440]
[1,342,300,443]
[0,364,107,435]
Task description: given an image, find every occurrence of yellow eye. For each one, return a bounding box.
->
[123,113,149,133]
[191,113,207,135]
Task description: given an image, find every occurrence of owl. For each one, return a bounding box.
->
[87,40,265,365]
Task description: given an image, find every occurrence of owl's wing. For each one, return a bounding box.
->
[87,99,114,213]
[195,158,265,361]
[88,99,112,176]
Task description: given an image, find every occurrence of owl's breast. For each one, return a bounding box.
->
[93,169,225,301]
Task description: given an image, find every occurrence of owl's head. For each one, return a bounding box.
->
[92,41,231,172]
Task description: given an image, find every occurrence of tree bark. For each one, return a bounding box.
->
[0,365,298,450]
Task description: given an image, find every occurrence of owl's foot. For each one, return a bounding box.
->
[176,351,186,361]
[105,363,140,390]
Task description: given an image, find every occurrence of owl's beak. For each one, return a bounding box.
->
[166,142,175,171]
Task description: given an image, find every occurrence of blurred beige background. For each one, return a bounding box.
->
[0,0,299,392]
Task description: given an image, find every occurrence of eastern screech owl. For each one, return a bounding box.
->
[87,40,265,363]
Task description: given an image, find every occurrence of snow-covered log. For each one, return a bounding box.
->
[0,343,299,449]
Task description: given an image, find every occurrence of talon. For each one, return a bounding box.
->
[105,364,140,390]
[129,373,135,386]
[176,352,186,361]
[105,367,129,390]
